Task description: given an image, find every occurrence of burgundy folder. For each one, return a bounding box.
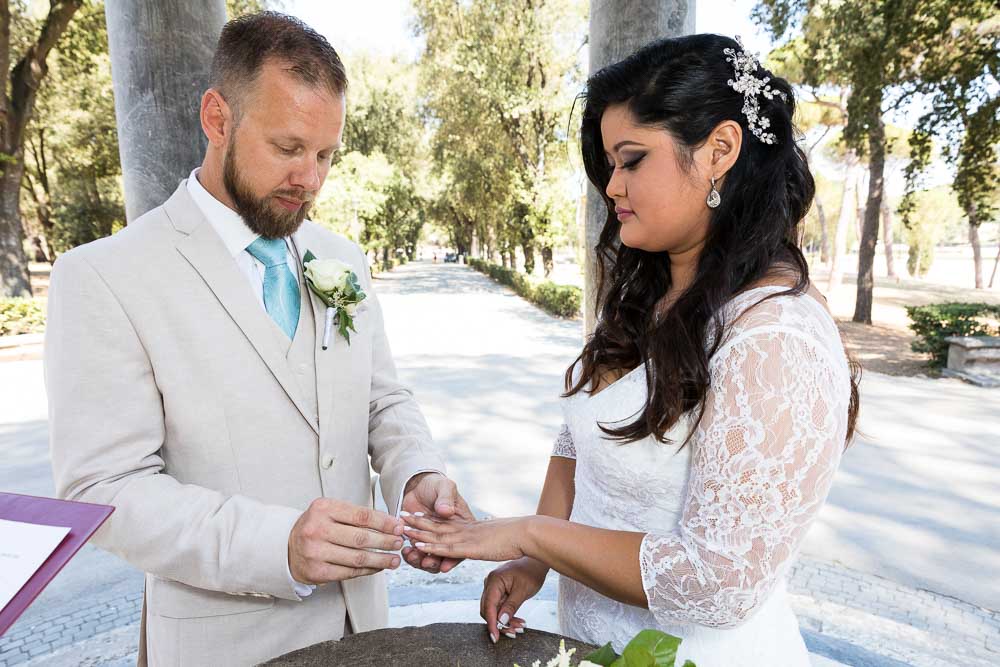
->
[0,492,114,637]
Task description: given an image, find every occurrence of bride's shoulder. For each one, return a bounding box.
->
[721,274,836,340]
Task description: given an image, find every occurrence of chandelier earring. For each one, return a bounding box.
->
[707,176,721,209]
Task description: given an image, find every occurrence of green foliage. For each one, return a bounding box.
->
[0,298,46,336]
[899,2,999,232]
[584,629,695,667]
[22,0,125,257]
[907,303,1000,367]
[467,257,580,318]
[413,0,585,265]
[313,56,428,262]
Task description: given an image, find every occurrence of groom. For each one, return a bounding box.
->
[46,12,465,666]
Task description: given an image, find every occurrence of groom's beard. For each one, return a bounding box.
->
[223,140,314,240]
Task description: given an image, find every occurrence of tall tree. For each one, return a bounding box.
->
[755,0,928,324]
[899,2,999,289]
[0,0,82,298]
[414,0,585,276]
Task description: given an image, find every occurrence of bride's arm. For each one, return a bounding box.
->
[408,322,850,625]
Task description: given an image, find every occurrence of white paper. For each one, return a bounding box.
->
[0,518,71,611]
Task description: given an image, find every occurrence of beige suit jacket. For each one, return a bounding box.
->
[45,182,445,665]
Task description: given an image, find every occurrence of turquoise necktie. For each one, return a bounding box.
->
[246,237,300,340]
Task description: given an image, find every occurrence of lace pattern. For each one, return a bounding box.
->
[551,423,577,459]
[558,288,850,659]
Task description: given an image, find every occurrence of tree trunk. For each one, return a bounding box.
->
[881,199,897,281]
[585,0,694,333]
[853,118,886,325]
[522,242,535,275]
[988,243,999,289]
[541,245,554,278]
[0,0,83,297]
[968,216,983,290]
[0,161,31,297]
[816,197,830,264]
[828,150,858,291]
[105,0,226,222]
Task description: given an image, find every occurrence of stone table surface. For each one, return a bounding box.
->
[259,622,598,666]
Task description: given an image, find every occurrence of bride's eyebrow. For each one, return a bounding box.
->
[605,140,648,157]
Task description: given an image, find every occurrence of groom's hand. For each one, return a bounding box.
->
[288,498,404,585]
[400,472,473,574]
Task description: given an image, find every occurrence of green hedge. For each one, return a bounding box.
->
[906,302,1000,367]
[0,298,46,336]
[467,257,581,318]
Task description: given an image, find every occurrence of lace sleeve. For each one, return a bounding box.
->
[551,424,576,459]
[639,325,849,628]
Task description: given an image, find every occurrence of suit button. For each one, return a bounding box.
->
[321,453,335,470]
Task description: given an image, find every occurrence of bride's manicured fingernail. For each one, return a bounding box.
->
[515,627,524,634]
[402,526,414,532]
[399,511,411,517]
[490,633,497,644]
[499,612,510,625]
[414,512,426,517]
[414,542,426,548]
[504,632,516,639]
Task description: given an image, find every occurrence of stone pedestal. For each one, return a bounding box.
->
[259,622,598,666]
[943,336,1000,387]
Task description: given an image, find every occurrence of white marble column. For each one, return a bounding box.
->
[105,0,227,221]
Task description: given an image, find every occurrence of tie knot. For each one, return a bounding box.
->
[246,237,288,268]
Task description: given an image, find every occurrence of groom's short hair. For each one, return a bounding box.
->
[210,12,347,121]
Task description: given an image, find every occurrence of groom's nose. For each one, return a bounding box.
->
[288,156,322,193]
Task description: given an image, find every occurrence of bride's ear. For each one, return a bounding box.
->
[703,120,743,182]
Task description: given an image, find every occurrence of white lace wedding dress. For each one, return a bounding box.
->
[552,287,852,667]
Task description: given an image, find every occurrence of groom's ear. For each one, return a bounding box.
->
[201,88,233,148]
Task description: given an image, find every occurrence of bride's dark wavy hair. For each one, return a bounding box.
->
[567,34,860,446]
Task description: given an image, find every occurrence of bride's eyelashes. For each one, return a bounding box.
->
[622,153,646,170]
[605,153,648,173]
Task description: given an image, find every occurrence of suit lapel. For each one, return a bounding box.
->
[167,183,320,436]
[292,227,350,440]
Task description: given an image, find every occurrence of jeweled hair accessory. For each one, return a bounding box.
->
[724,36,787,145]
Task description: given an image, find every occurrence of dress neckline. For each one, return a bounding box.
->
[573,285,822,402]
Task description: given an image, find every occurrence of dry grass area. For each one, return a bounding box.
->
[819,273,1000,377]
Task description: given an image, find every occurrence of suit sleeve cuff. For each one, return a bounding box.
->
[395,469,447,517]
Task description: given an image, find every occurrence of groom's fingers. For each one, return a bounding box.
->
[323,499,402,536]
[329,524,404,552]
[321,543,401,572]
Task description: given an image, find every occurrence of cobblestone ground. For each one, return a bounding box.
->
[2,261,997,665]
[3,555,997,666]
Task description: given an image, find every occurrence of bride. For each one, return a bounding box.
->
[400,34,860,667]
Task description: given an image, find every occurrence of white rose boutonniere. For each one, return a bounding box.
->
[302,250,367,349]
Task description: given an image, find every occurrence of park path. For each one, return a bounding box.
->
[1,260,997,666]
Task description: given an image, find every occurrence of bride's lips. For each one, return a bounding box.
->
[615,206,634,221]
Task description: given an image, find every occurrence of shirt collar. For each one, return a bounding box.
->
[187,168,259,258]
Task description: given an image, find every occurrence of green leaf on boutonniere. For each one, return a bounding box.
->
[337,309,356,345]
[303,249,317,265]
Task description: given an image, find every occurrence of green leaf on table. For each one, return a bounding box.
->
[618,629,683,667]
[583,643,619,666]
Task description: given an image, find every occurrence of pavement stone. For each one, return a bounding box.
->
[2,261,998,667]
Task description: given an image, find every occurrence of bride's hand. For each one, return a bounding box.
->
[399,513,533,562]
[480,557,548,643]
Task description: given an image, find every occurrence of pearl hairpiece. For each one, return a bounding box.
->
[723,36,787,145]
